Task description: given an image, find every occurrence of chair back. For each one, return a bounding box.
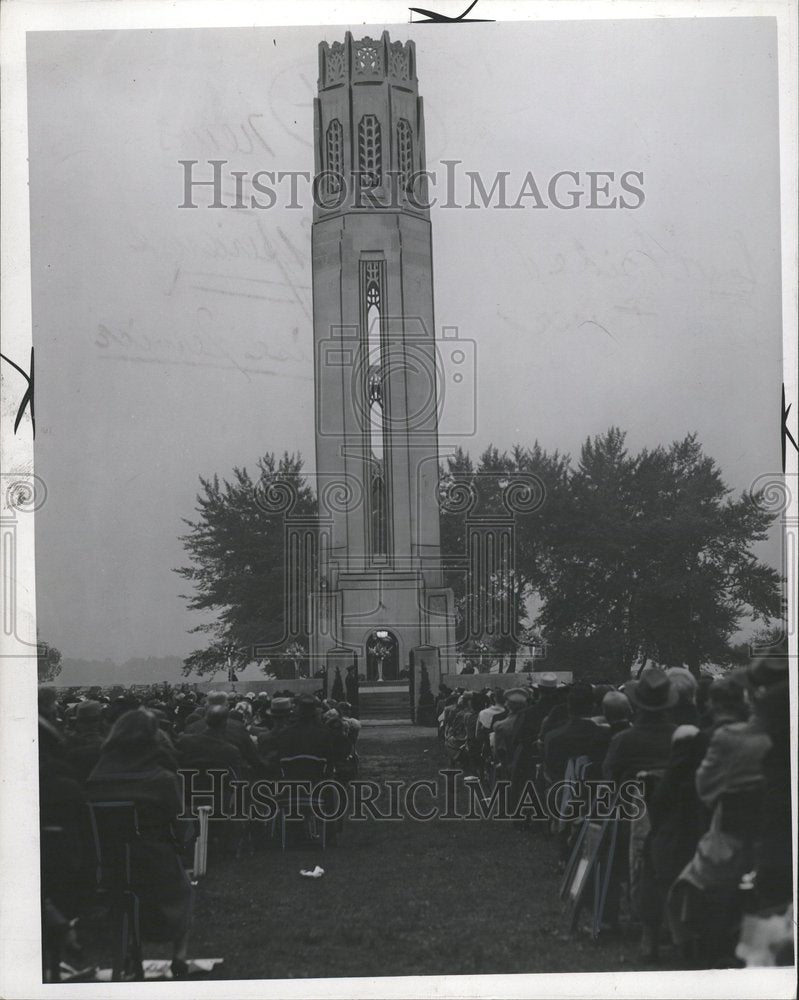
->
[87,801,140,891]
[279,754,328,782]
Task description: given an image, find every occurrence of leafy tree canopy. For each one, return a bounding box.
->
[37,636,62,684]
[176,452,316,677]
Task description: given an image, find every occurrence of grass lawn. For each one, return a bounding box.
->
[176,725,676,980]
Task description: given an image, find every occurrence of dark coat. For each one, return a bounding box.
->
[39,755,92,916]
[543,717,612,783]
[86,749,193,943]
[648,732,709,885]
[265,719,351,771]
[64,731,104,785]
[175,730,245,776]
[602,716,676,783]
[185,717,261,772]
[539,701,569,742]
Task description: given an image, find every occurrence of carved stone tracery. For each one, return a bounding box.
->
[354,38,382,76]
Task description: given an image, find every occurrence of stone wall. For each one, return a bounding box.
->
[198,679,322,697]
[439,671,573,692]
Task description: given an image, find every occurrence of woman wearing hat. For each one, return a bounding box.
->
[600,669,679,956]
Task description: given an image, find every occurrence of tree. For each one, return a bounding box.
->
[439,442,569,671]
[176,452,317,677]
[536,429,783,681]
[331,666,345,702]
[417,663,436,726]
[37,637,62,683]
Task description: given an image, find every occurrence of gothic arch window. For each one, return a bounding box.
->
[325,119,343,194]
[396,118,413,193]
[358,114,382,188]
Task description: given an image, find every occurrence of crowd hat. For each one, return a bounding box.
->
[627,667,678,712]
[747,650,789,689]
[295,693,321,716]
[665,666,698,700]
[505,688,529,708]
[76,700,102,721]
[267,697,292,717]
[533,672,564,689]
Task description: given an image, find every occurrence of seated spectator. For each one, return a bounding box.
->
[263,694,350,775]
[475,688,507,747]
[491,689,528,773]
[64,701,106,785]
[86,710,194,978]
[602,668,677,784]
[670,668,773,967]
[182,694,206,731]
[251,692,272,730]
[185,692,261,774]
[642,724,707,960]
[39,686,60,729]
[171,692,196,734]
[229,700,253,726]
[740,674,793,966]
[176,704,245,777]
[338,702,362,743]
[601,690,632,736]
[666,667,700,726]
[602,668,678,944]
[444,692,477,772]
[322,709,359,781]
[536,677,570,743]
[39,716,94,980]
[256,697,294,772]
[438,692,459,742]
[543,683,611,783]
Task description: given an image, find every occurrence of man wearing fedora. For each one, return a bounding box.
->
[256,697,293,773]
[602,667,677,784]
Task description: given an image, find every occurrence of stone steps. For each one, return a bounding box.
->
[358,688,411,720]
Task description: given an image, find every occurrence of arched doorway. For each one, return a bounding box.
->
[365,629,399,683]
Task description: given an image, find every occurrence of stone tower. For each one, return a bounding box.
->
[309,31,454,704]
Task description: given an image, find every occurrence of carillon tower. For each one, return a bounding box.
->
[309,32,454,701]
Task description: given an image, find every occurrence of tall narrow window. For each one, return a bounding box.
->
[364,261,389,557]
[358,114,382,188]
[325,119,343,194]
[396,118,413,194]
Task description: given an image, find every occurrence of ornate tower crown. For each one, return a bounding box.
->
[318,32,416,88]
[313,31,428,219]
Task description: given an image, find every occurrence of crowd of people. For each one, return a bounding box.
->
[436,656,793,968]
[37,653,792,980]
[37,685,361,981]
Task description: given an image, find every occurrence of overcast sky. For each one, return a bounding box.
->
[27,17,783,663]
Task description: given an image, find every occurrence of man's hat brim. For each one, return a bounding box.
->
[627,682,679,711]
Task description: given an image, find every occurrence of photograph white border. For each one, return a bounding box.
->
[1,2,796,997]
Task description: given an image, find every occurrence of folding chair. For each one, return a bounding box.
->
[276,754,330,850]
[179,762,242,861]
[87,801,143,981]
